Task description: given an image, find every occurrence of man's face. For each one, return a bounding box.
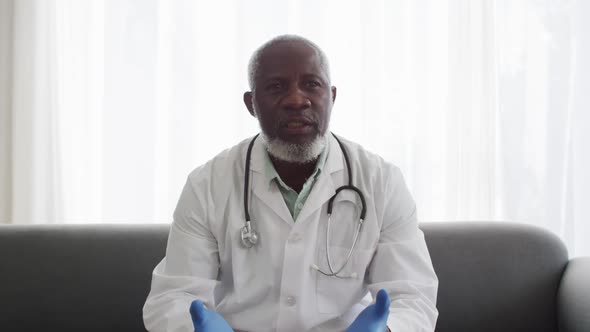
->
[244,41,337,147]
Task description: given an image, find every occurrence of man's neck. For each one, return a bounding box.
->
[269,155,318,193]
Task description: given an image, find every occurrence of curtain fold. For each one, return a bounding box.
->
[0,0,588,256]
[0,0,14,225]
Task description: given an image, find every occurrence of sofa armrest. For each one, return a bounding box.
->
[558,257,590,332]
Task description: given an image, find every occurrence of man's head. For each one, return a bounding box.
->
[243,35,337,164]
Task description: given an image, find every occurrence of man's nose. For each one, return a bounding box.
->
[282,87,311,111]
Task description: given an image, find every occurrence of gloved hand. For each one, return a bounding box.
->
[190,300,234,332]
[345,289,391,332]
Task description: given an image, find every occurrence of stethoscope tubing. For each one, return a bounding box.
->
[242,132,367,278]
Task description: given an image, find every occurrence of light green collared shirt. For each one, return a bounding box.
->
[264,147,328,221]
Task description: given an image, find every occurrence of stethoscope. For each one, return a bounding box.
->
[241,132,367,278]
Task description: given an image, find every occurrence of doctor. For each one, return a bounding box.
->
[143,35,438,332]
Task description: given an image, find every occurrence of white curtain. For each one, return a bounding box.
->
[0,0,588,257]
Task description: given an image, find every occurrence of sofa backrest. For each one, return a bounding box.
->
[0,222,568,332]
[424,222,568,332]
[0,224,169,332]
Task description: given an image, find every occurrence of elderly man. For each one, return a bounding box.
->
[143,35,438,332]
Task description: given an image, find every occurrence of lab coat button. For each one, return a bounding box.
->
[288,233,301,243]
[286,296,297,306]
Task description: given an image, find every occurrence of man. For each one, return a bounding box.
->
[143,35,438,332]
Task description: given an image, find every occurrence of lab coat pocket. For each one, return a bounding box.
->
[315,245,374,314]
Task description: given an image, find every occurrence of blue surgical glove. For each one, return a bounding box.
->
[345,289,391,332]
[189,300,234,332]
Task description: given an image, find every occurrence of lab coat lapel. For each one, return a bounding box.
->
[295,134,345,223]
[248,137,294,225]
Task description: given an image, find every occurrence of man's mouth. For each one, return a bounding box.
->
[286,121,310,129]
[282,117,315,127]
[280,119,316,136]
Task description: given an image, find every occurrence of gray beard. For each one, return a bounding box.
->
[260,132,327,164]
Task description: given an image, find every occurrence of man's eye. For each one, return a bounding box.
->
[305,81,321,88]
[265,82,283,91]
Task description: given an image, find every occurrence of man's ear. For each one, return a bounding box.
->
[331,86,337,104]
[243,92,256,117]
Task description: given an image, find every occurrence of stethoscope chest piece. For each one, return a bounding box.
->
[241,220,258,248]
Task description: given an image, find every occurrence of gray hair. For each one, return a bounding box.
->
[247,35,331,90]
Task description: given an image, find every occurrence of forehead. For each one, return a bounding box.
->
[256,41,326,80]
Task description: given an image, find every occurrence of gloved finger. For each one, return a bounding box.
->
[375,289,391,316]
[190,300,206,325]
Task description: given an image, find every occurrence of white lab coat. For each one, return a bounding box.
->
[143,134,438,332]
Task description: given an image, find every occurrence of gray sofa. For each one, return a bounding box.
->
[0,222,588,332]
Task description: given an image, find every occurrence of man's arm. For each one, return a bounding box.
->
[143,173,221,332]
[367,165,439,332]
